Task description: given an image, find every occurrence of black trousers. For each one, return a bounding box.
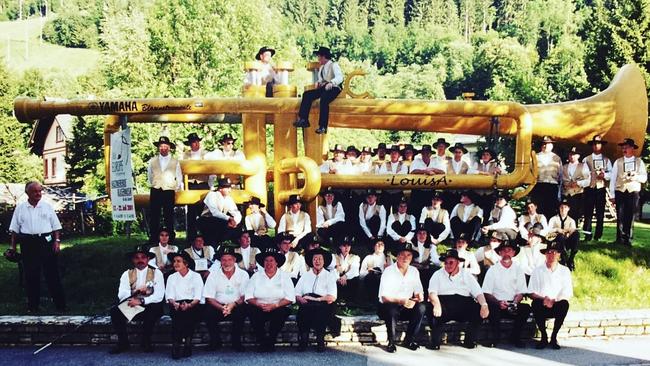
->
[387,221,413,251]
[429,294,482,346]
[204,303,248,346]
[555,231,580,268]
[317,221,347,249]
[380,191,404,215]
[488,228,518,241]
[170,303,202,343]
[149,188,175,243]
[423,220,446,242]
[359,216,382,247]
[583,187,606,240]
[531,183,559,220]
[450,216,482,243]
[562,193,584,225]
[409,190,432,219]
[297,301,336,341]
[110,301,163,346]
[475,193,496,225]
[197,216,239,247]
[298,87,341,128]
[18,234,65,310]
[186,182,209,241]
[615,191,639,245]
[251,234,275,251]
[378,302,426,343]
[337,277,359,303]
[363,272,382,303]
[487,302,531,342]
[249,305,290,346]
[531,299,569,340]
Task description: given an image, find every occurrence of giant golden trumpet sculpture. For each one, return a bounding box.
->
[13,64,648,221]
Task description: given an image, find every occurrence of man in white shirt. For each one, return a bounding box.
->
[243,196,276,250]
[295,248,338,352]
[277,195,312,249]
[334,238,361,304]
[376,145,408,213]
[109,245,164,354]
[449,191,483,243]
[547,200,579,270]
[8,181,65,313]
[419,193,451,243]
[475,231,505,277]
[454,233,480,276]
[294,46,344,134]
[205,133,246,188]
[320,144,347,174]
[358,189,387,247]
[147,136,183,244]
[482,241,530,348]
[245,46,279,97]
[481,190,518,240]
[182,132,209,241]
[610,138,648,246]
[277,232,305,282]
[198,177,242,247]
[427,249,489,350]
[518,199,548,241]
[377,243,427,353]
[409,144,445,216]
[442,142,471,211]
[148,227,179,276]
[386,197,416,249]
[372,143,388,169]
[531,136,562,219]
[582,135,612,241]
[316,187,346,247]
[529,241,573,350]
[203,246,250,352]
[561,146,591,223]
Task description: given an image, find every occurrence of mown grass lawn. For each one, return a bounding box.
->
[0,223,649,315]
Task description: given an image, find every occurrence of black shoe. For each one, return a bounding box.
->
[182,338,192,357]
[109,343,129,354]
[293,118,310,128]
[387,342,397,353]
[463,341,477,349]
[536,338,548,349]
[316,341,326,353]
[403,342,419,351]
[549,339,561,350]
[315,127,327,134]
[171,343,182,360]
[426,343,440,350]
[584,235,592,241]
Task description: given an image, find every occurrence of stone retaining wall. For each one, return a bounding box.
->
[1,309,649,347]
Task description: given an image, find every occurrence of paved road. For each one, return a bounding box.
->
[3,337,650,366]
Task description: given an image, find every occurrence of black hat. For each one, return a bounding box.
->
[488,231,507,242]
[153,136,176,150]
[527,223,545,240]
[313,46,333,59]
[588,135,608,145]
[215,245,243,262]
[338,236,354,247]
[449,142,468,154]
[330,143,345,153]
[305,248,333,268]
[558,198,571,208]
[255,248,286,267]
[185,132,202,145]
[320,186,337,197]
[388,144,401,153]
[439,249,465,263]
[125,245,156,260]
[244,196,265,208]
[461,190,478,203]
[397,196,409,206]
[346,145,361,156]
[167,251,196,271]
[392,242,419,258]
[618,138,639,149]
[494,240,520,256]
[455,233,470,244]
[419,144,433,154]
[541,135,555,144]
[255,46,276,60]
[365,188,379,197]
[373,143,388,153]
[524,198,537,206]
[567,146,581,160]
[238,228,256,238]
[432,192,443,201]
[219,133,237,144]
[159,227,172,235]
[216,177,232,189]
[286,194,302,206]
[433,138,451,148]
[495,190,510,200]
[477,148,496,159]
[540,240,565,254]
[360,146,375,155]
[306,233,326,248]
[275,232,296,245]
[401,144,416,155]
[414,223,428,233]
[369,237,386,248]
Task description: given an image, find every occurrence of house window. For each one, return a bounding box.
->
[56,126,64,143]
[44,159,49,178]
[51,158,57,178]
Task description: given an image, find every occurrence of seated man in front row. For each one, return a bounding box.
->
[109,245,165,354]
[198,177,242,246]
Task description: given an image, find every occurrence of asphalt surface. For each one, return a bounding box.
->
[3,337,650,366]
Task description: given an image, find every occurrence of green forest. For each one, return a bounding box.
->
[0,0,649,196]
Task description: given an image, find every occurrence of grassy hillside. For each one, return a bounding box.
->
[0,18,100,76]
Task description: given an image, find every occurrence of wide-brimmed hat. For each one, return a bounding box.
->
[306,233,326,248]
[330,143,345,153]
[185,132,202,145]
[216,177,232,189]
[477,148,496,159]
[566,146,581,160]
[419,144,433,154]
[153,136,176,150]
[215,246,243,262]
[488,231,507,242]
[401,144,415,154]
[527,223,545,240]
[238,228,256,239]
[244,196,265,208]
[219,133,237,144]
[125,245,155,260]
[346,145,361,156]
[588,135,608,145]
[255,46,276,60]
[387,144,401,153]
[286,194,302,206]
[439,249,465,263]
[365,188,379,197]
[540,135,555,144]
[558,198,571,208]
[255,248,286,267]
[167,251,195,271]
[431,192,443,201]
[449,142,468,154]
[618,138,639,149]
[373,143,388,153]
[305,247,333,268]
[460,190,478,203]
[338,236,355,247]
[313,46,333,58]
[392,243,419,258]
[433,138,451,148]
[495,240,520,256]
[540,240,565,254]
[360,146,374,155]
[275,232,295,245]
[495,190,510,201]
[369,237,386,248]
[454,233,471,244]
[320,186,337,198]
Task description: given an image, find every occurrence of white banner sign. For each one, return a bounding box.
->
[110,127,136,221]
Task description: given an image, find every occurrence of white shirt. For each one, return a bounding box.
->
[376,161,408,174]
[518,213,548,240]
[418,207,451,242]
[295,269,338,297]
[450,158,468,174]
[410,157,446,173]
[277,211,312,243]
[240,246,252,269]
[412,241,433,265]
[117,267,165,304]
[528,263,573,301]
[316,202,345,228]
[203,267,250,304]
[475,243,501,265]
[582,153,612,181]
[378,264,424,303]
[281,252,305,279]
[9,200,62,235]
[450,203,484,222]
[244,62,278,85]
[358,203,387,237]
[245,270,295,304]
[165,270,204,303]
[386,213,416,241]
[564,161,591,190]
[610,155,648,198]
[428,267,482,297]
[485,204,518,231]
[317,60,344,87]
[147,243,177,268]
[514,244,546,276]
[482,261,527,301]
[336,253,360,280]
[360,253,393,278]
[245,211,277,231]
[203,191,242,224]
[320,159,345,174]
[147,154,183,190]
[457,248,481,275]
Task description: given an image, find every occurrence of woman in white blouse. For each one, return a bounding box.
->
[165,252,204,359]
[245,248,295,352]
[360,238,393,302]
